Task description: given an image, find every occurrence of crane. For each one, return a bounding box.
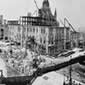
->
[34,0,39,10]
[59,17,76,33]
[59,18,65,27]
[64,18,76,32]
[32,0,39,16]
[32,10,37,16]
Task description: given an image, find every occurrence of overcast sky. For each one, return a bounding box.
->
[0,0,85,31]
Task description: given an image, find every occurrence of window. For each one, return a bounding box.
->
[40,37,42,43]
[44,39,46,44]
[43,37,46,44]
[49,36,54,45]
[28,28,29,32]
[41,28,45,34]
[52,41,53,44]
[30,28,32,32]
[22,18,26,22]
[1,29,3,32]
[18,26,21,32]
[41,28,42,33]
[36,28,38,32]
[33,28,35,32]
[51,37,54,44]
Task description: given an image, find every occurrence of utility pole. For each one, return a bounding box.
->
[0,70,3,84]
[69,56,72,85]
[24,20,28,58]
[19,16,23,48]
[64,18,66,50]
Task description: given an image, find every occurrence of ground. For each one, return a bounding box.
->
[57,63,85,84]
[0,41,85,85]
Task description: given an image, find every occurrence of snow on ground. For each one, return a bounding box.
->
[32,72,65,85]
[72,48,82,52]
[71,51,85,58]
[39,54,72,68]
[27,49,34,61]
[33,71,85,85]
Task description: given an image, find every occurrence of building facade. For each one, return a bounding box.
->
[0,15,9,41]
[71,31,85,48]
[7,20,21,43]
[20,18,70,55]
[71,31,80,48]
[20,0,71,55]
[78,32,85,48]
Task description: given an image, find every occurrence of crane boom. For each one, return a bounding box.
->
[59,18,65,26]
[64,18,76,32]
[34,0,39,10]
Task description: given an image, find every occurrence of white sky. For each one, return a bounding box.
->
[0,0,85,31]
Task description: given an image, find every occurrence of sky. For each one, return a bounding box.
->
[0,0,85,31]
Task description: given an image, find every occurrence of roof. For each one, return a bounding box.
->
[21,16,59,26]
[7,20,20,25]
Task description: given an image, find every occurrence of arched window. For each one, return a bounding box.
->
[1,29,3,32]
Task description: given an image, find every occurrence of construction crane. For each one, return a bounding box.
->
[59,18,65,26]
[32,0,39,16]
[59,17,76,33]
[34,0,39,10]
[64,18,76,32]
[33,0,47,18]
[32,10,37,16]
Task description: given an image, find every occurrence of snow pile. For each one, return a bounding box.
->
[0,58,7,77]
[32,72,64,85]
[71,51,85,58]
[33,71,85,85]
[72,48,82,52]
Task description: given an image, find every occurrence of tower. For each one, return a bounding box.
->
[43,0,50,8]
[54,8,57,19]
